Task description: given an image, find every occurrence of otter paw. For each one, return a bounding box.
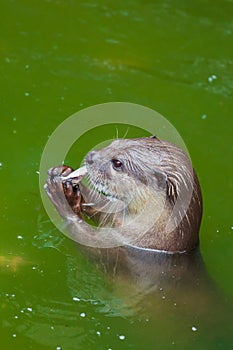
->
[45,165,83,219]
[44,165,73,217]
[63,180,83,217]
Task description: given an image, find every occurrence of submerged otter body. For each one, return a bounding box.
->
[45,136,202,253]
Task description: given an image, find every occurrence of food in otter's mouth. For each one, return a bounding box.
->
[60,166,87,181]
[45,137,202,252]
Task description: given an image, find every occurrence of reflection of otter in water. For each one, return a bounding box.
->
[45,136,202,253]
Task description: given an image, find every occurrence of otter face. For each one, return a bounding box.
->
[85,138,167,203]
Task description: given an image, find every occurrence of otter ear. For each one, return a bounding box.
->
[152,169,167,188]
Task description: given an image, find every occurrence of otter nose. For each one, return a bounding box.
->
[86,151,98,165]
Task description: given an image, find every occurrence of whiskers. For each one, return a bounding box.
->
[113,126,130,140]
[80,172,130,231]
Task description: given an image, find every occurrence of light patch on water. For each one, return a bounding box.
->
[24,92,30,96]
[72,297,80,302]
[118,335,126,340]
[208,74,217,83]
[105,38,120,44]
[201,114,207,120]
[0,255,28,272]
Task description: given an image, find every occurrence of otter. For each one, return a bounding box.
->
[44,138,233,344]
[45,136,202,253]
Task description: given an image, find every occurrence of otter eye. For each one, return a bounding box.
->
[111,159,123,169]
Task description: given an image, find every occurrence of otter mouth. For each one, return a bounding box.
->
[65,165,118,201]
[88,177,118,201]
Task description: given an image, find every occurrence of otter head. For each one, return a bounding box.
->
[85,138,169,209]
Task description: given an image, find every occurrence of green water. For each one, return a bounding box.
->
[1,0,233,349]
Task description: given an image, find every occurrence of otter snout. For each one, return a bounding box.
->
[86,151,98,165]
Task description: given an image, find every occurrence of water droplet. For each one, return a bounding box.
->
[119,335,125,340]
[208,74,217,83]
[73,297,80,302]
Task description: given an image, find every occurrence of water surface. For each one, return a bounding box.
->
[1,0,233,349]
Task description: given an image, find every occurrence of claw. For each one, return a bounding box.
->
[63,180,74,197]
[47,165,74,178]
